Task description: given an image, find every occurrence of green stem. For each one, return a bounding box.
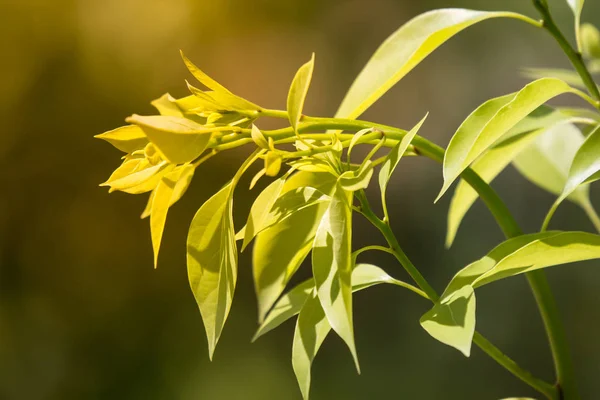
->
[355,190,556,399]
[533,0,600,108]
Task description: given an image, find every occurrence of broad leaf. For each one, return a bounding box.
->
[312,185,358,370]
[420,285,475,356]
[438,78,576,201]
[253,172,337,322]
[150,165,195,267]
[513,122,589,206]
[187,183,236,359]
[95,125,148,153]
[287,54,315,132]
[151,93,185,117]
[335,9,537,120]
[126,115,214,164]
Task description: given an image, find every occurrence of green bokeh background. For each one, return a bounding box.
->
[1,0,600,398]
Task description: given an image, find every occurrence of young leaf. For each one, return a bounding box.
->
[126,115,214,164]
[544,126,600,229]
[180,50,233,94]
[101,159,174,194]
[566,0,585,51]
[420,285,476,356]
[378,114,426,219]
[95,125,148,153]
[251,124,269,149]
[287,54,315,132]
[312,185,359,371]
[253,172,337,322]
[513,122,589,207]
[437,78,576,201]
[264,151,282,177]
[151,93,184,117]
[347,128,375,163]
[187,183,236,360]
[335,9,538,120]
[254,263,406,341]
[142,164,195,219]
[338,160,374,191]
[149,165,195,267]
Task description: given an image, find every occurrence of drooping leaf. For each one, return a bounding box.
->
[95,125,148,153]
[254,263,405,341]
[253,172,337,322]
[287,54,315,132]
[379,114,426,210]
[335,9,538,120]
[312,185,359,370]
[149,165,195,267]
[513,122,589,206]
[338,160,374,191]
[420,285,476,356]
[187,183,236,359]
[126,114,214,164]
[438,78,576,201]
[544,125,600,229]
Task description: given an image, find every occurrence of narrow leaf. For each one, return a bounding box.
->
[242,177,287,250]
[335,9,537,120]
[251,124,269,149]
[287,54,315,132]
[95,125,148,153]
[438,78,576,201]
[181,50,232,94]
[339,160,374,191]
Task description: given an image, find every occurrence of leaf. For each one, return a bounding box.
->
[567,0,585,46]
[151,93,184,117]
[101,159,174,194]
[126,115,214,164]
[347,128,375,163]
[312,185,359,370]
[253,171,337,322]
[254,263,404,341]
[544,125,600,228]
[338,160,374,191]
[287,54,315,132]
[181,50,233,94]
[142,164,195,219]
[581,23,600,59]
[335,9,537,120]
[446,106,576,247]
[264,151,282,177]
[187,182,236,359]
[522,68,587,90]
[251,124,269,149]
[420,285,476,356]
[438,78,576,201]
[149,165,195,267]
[379,114,426,204]
[95,125,148,153]
[513,122,589,206]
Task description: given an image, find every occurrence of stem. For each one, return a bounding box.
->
[355,190,556,399]
[533,0,600,108]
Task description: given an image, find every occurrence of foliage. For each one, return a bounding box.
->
[97,1,600,399]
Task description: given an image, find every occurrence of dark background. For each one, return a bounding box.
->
[1,0,600,398]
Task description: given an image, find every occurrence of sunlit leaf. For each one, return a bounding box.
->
[347,128,375,163]
[513,122,589,206]
[101,159,174,194]
[335,9,537,120]
[253,172,337,322]
[251,124,269,149]
[438,78,576,201]
[142,164,194,219]
[95,125,148,153]
[151,93,184,117]
[149,165,195,267]
[264,151,282,177]
[187,182,236,359]
[181,50,233,94]
[339,160,374,191]
[312,185,359,370]
[287,54,315,132]
[126,114,214,164]
[420,285,475,356]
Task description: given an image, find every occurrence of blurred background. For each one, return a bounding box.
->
[1,0,600,398]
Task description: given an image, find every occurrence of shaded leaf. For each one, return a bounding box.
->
[522,68,587,90]
[335,9,537,120]
[438,78,576,201]
[187,183,236,359]
[287,54,315,132]
[251,124,269,149]
[581,23,600,59]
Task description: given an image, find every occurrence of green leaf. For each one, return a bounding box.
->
[335,9,537,120]
[141,164,194,219]
[544,125,600,228]
[187,182,236,360]
[181,50,233,94]
[312,185,359,371]
[254,263,404,341]
[420,285,476,356]
[101,159,174,194]
[446,106,577,247]
[253,172,337,322]
[151,93,185,117]
[522,68,588,90]
[437,78,576,201]
[567,0,585,50]
[126,115,214,164]
[581,23,600,59]
[338,160,374,191]
[379,114,425,215]
[251,124,269,149]
[149,165,195,267]
[513,122,589,206]
[95,125,149,153]
[287,54,315,132]
[347,128,375,163]
[264,151,282,177]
